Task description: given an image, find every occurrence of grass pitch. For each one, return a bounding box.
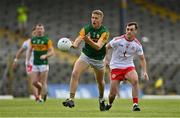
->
[0,98,180,117]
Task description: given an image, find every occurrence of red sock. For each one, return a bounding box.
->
[133,98,138,104]
[35,95,39,101]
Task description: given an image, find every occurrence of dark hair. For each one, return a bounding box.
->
[36,23,44,27]
[126,22,138,30]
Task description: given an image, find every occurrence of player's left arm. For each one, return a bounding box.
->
[83,32,109,51]
[40,40,55,59]
[139,54,149,81]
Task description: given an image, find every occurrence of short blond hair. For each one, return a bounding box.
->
[92,10,104,19]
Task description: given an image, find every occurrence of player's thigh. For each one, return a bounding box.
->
[73,57,89,74]
[39,71,48,84]
[30,72,40,82]
[125,70,138,83]
[93,67,104,82]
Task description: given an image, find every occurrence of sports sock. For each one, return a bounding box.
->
[70,93,75,99]
[133,97,138,104]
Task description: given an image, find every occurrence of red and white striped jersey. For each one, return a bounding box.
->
[22,39,34,65]
[109,35,143,69]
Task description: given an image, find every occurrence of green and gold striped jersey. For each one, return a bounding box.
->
[79,24,109,60]
[30,36,53,65]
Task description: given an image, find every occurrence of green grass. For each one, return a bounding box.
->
[0,98,180,117]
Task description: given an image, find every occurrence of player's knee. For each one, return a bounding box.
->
[97,78,105,86]
[33,81,37,86]
[71,70,79,80]
[131,78,139,86]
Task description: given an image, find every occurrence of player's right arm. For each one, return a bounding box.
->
[72,36,83,48]
[13,47,25,69]
[26,42,33,66]
[71,28,85,48]
[12,40,28,69]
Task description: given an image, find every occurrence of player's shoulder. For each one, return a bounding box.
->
[81,24,92,34]
[83,24,92,30]
[113,35,124,41]
[101,25,109,32]
[100,26,109,36]
[133,38,142,46]
[23,38,30,44]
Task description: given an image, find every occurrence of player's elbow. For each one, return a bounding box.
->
[95,46,102,51]
[95,44,103,51]
[51,50,55,56]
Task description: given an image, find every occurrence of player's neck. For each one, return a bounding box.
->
[37,34,44,37]
[124,34,135,41]
[93,25,102,30]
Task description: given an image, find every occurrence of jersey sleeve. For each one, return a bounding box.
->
[109,37,118,49]
[22,39,31,50]
[22,41,28,50]
[136,45,144,55]
[99,32,109,43]
[47,39,53,49]
[79,28,85,39]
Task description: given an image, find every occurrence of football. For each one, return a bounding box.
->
[57,37,72,51]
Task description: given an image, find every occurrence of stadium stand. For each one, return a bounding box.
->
[0,0,180,96]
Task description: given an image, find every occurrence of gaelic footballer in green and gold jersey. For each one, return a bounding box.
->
[62,10,109,110]
[30,35,53,65]
[27,23,54,102]
[79,24,109,60]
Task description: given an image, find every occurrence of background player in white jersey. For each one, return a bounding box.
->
[105,22,149,111]
[13,28,37,98]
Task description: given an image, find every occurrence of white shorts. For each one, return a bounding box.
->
[32,65,49,72]
[79,53,104,70]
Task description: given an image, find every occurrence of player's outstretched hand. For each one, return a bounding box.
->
[12,58,18,69]
[143,72,149,81]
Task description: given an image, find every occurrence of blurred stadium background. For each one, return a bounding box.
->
[0,0,180,98]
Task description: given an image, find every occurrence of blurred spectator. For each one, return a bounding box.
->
[155,76,165,95]
[17,4,28,35]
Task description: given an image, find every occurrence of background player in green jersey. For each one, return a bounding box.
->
[63,10,109,111]
[27,23,54,102]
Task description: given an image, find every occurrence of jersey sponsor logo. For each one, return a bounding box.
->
[32,40,45,44]
[32,44,48,51]
[119,44,123,47]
